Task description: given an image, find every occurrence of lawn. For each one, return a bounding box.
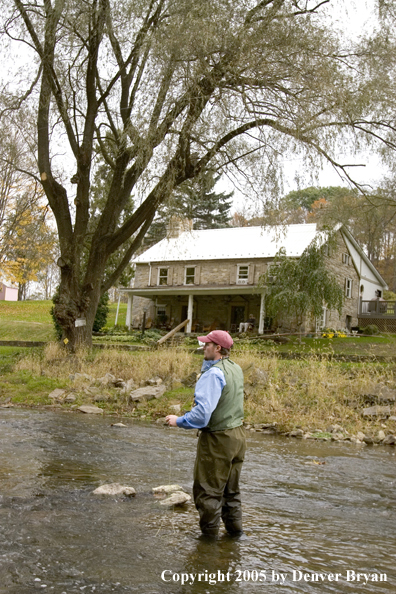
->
[248,335,396,358]
[1,300,396,359]
[0,300,127,341]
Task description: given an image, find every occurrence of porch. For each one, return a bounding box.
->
[118,285,267,334]
[358,299,396,332]
[359,299,396,317]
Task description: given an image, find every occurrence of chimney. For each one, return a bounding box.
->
[166,216,193,239]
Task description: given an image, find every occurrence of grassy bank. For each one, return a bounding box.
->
[0,300,127,341]
[1,344,395,441]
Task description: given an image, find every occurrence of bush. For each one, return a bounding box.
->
[93,292,110,332]
[50,288,110,339]
[362,324,379,335]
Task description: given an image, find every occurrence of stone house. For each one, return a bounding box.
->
[120,222,387,333]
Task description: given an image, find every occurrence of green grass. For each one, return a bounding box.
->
[0,299,125,341]
[1,299,396,359]
[0,347,68,405]
[233,334,396,357]
[105,302,128,328]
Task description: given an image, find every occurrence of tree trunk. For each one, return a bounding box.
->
[18,283,26,301]
[54,268,102,350]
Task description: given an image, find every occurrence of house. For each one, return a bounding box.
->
[120,222,388,334]
[0,282,18,302]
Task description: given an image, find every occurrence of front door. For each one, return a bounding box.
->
[231,306,245,327]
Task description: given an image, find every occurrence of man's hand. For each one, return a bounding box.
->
[166,415,178,427]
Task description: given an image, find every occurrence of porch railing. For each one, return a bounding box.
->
[359,299,396,318]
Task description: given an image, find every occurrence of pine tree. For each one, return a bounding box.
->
[145,170,233,246]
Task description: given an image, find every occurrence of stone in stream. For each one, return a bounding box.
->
[382,435,396,445]
[159,492,191,507]
[93,483,136,496]
[77,405,103,414]
[289,429,304,438]
[152,484,186,495]
[111,423,127,428]
[377,430,386,442]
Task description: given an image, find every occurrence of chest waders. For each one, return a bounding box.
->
[193,358,246,537]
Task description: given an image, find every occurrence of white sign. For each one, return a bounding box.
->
[75,318,86,327]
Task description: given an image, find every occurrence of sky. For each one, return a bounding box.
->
[1,0,388,215]
[224,0,390,213]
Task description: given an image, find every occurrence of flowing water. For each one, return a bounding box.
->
[0,409,395,593]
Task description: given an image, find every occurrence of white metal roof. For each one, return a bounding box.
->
[133,224,319,263]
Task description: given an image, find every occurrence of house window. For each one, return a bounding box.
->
[158,268,168,285]
[237,265,249,284]
[345,278,353,298]
[185,266,195,285]
[323,244,331,257]
[342,253,350,265]
[267,263,278,283]
[316,306,327,333]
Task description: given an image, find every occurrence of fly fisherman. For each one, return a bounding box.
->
[166,330,246,538]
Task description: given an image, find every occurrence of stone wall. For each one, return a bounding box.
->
[134,260,267,288]
[324,234,360,330]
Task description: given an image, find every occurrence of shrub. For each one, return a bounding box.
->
[362,324,379,335]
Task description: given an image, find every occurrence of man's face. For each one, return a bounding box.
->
[203,341,221,360]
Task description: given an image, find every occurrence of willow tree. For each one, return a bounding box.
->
[1,0,384,347]
[258,239,344,333]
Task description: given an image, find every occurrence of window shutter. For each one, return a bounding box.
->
[248,264,254,284]
[195,265,200,284]
[167,267,173,286]
[153,266,159,286]
[229,264,237,285]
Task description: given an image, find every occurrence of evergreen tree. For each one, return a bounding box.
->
[146,170,233,246]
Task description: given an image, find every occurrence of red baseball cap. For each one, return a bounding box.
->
[197,330,233,349]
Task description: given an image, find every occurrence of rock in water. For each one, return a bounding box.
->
[152,484,185,494]
[159,491,191,507]
[78,405,103,414]
[111,423,127,427]
[93,483,136,496]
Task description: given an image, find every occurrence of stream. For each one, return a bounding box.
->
[0,409,395,593]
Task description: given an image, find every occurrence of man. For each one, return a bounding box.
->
[166,330,246,538]
[238,313,256,333]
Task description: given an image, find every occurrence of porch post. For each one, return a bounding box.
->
[126,293,133,330]
[114,293,121,326]
[258,292,265,335]
[187,293,193,333]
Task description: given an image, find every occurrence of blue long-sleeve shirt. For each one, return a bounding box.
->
[176,359,226,429]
